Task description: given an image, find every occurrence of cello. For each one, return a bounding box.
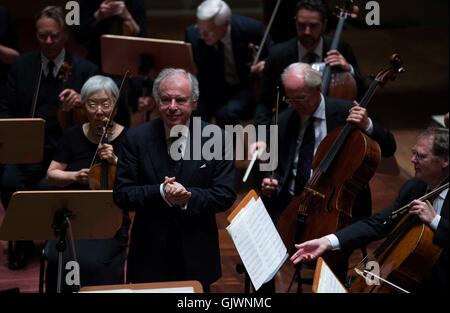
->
[276,54,405,255]
[348,179,448,293]
[312,0,359,100]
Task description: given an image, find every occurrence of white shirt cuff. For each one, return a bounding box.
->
[160,183,173,207]
[365,118,374,135]
[349,64,355,76]
[325,234,341,251]
[430,215,441,231]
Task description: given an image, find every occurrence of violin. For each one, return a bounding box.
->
[87,71,130,190]
[277,54,405,257]
[88,119,116,190]
[56,61,88,128]
[348,179,448,293]
[312,0,359,100]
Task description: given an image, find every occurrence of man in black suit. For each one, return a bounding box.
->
[185,0,270,127]
[259,63,395,290]
[291,127,449,292]
[0,6,98,269]
[254,0,365,126]
[113,68,236,291]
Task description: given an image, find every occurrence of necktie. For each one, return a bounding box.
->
[294,117,316,194]
[302,52,317,64]
[167,136,183,177]
[47,61,56,80]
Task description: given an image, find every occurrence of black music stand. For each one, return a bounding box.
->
[0,118,45,164]
[0,190,123,293]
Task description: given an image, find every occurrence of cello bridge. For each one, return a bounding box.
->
[304,187,325,199]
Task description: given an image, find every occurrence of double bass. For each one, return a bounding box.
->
[349,180,448,293]
[277,54,405,255]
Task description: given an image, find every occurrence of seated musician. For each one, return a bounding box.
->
[0,5,98,270]
[259,63,396,290]
[44,75,129,292]
[291,127,449,293]
[254,0,366,126]
[185,0,271,127]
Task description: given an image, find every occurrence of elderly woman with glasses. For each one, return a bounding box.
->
[44,75,129,293]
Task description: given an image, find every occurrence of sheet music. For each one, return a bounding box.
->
[315,259,347,293]
[227,197,288,291]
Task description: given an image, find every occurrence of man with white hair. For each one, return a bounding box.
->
[185,0,271,127]
[258,62,395,291]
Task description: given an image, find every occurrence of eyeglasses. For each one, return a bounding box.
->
[85,100,113,112]
[411,149,429,162]
[282,96,311,105]
[37,32,62,41]
[160,96,191,107]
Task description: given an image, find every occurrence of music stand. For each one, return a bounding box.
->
[101,34,197,77]
[0,190,123,293]
[80,280,204,293]
[0,118,45,164]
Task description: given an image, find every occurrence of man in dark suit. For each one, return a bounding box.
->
[254,0,365,126]
[185,0,270,127]
[113,68,236,291]
[259,63,395,290]
[291,127,449,292]
[0,6,98,269]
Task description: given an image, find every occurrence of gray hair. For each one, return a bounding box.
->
[281,62,322,89]
[80,75,120,103]
[197,0,231,26]
[36,6,65,29]
[418,127,449,159]
[152,68,199,105]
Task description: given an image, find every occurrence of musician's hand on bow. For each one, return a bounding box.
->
[98,143,117,165]
[74,168,90,185]
[324,50,351,72]
[290,237,332,264]
[347,101,370,131]
[250,61,266,75]
[261,177,278,197]
[59,89,81,112]
[409,199,437,225]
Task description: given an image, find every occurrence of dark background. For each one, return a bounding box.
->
[2,0,448,128]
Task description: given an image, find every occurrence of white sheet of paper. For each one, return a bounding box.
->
[315,260,347,293]
[227,198,288,291]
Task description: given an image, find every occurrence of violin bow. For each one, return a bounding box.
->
[89,70,130,168]
[252,0,282,66]
[30,62,43,118]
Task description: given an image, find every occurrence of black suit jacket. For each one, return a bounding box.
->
[185,15,270,109]
[254,37,365,125]
[113,118,236,286]
[264,97,396,221]
[0,51,98,159]
[0,51,98,118]
[336,178,449,292]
